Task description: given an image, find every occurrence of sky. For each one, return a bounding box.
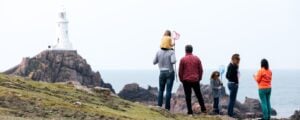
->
[0,0,299,71]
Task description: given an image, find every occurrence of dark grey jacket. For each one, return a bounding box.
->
[210,78,223,98]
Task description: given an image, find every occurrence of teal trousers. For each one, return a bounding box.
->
[259,88,272,120]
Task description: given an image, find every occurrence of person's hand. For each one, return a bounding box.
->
[218,86,222,89]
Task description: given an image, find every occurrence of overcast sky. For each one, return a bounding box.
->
[0,0,299,71]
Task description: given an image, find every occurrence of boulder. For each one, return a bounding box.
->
[243,97,277,116]
[118,83,157,105]
[3,50,115,93]
[290,109,300,120]
[93,87,112,97]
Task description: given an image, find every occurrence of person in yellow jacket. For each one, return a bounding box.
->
[253,59,272,120]
[160,30,174,50]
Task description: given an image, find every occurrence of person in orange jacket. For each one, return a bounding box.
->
[253,59,272,120]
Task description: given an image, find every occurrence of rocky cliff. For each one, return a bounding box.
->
[119,83,277,119]
[3,50,114,93]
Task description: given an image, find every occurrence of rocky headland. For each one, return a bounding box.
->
[3,50,114,93]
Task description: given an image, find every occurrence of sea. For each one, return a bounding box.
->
[100,69,300,118]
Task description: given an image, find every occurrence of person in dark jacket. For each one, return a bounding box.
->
[226,54,240,117]
[179,45,206,115]
[210,71,223,114]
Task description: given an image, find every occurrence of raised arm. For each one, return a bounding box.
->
[254,70,263,83]
[169,38,175,47]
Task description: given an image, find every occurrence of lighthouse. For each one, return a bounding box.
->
[51,6,73,50]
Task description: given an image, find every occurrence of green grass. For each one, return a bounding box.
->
[0,74,221,120]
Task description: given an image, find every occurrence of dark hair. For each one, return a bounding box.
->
[261,58,269,70]
[164,30,171,37]
[210,71,220,80]
[185,45,193,53]
[231,53,240,61]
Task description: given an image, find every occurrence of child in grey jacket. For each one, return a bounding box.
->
[210,71,223,114]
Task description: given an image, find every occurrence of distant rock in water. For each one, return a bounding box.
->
[290,109,300,120]
[118,83,157,105]
[119,83,277,119]
[3,50,115,93]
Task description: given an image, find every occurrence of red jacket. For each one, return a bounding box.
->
[179,53,203,82]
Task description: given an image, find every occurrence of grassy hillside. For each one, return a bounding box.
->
[0,74,222,120]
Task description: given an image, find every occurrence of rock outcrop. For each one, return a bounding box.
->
[242,97,277,117]
[171,85,277,118]
[118,83,158,105]
[290,109,300,120]
[119,83,277,119]
[3,50,115,93]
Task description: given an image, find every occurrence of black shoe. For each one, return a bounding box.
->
[219,112,223,115]
[228,114,239,119]
[213,109,220,115]
[201,108,207,113]
[187,111,193,115]
[211,112,219,115]
[258,118,270,120]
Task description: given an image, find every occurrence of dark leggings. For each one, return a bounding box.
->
[213,97,220,114]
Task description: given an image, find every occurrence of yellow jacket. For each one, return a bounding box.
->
[160,36,173,49]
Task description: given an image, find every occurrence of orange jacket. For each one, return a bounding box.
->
[255,68,272,89]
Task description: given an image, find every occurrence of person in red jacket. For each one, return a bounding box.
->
[179,45,207,115]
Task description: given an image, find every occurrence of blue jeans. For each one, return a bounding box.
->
[227,82,238,116]
[157,71,175,110]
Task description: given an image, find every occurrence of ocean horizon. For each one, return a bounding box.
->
[100,69,300,118]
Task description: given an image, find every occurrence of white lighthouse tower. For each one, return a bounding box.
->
[51,6,73,50]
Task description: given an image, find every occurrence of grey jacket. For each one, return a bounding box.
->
[210,78,223,98]
[153,49,176,72]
